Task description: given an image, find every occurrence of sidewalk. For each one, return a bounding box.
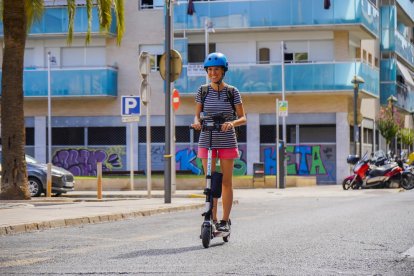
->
[0,186,404,236]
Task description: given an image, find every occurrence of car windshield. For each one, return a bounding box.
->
[25,155,38,164]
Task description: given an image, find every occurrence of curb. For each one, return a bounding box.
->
[0,199,239,236]
[0,202,205,236]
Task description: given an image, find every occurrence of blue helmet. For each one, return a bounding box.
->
[203,52,228,72]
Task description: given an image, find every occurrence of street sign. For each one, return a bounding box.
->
[172,89,180,111]
[122,116,140,123]
[278,100,288,117]
[122,96,141,116]
[159,49,183,82]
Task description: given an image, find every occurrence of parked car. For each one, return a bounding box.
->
[0,153,74,197]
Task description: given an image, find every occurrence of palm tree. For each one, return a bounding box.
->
[0,0,124,200]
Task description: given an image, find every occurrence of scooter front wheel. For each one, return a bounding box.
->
[201,226,212,248]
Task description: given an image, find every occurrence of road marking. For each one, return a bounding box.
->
[402,245,414,258]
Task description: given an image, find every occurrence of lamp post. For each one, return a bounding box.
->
[387,95,398,154]
[351,75,365,156]
[204,18,214,84]
[47,52,56,163]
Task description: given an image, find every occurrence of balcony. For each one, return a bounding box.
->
[397,0,414,22]
[0,67,118,97]
[174,0,379,38]
[0,6,117,36]
[174,62,379,97]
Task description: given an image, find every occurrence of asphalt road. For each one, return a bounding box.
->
[1,189,414,275]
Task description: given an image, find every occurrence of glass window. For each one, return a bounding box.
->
[260,125,295,143]
[26,127,34,146]
[139,126,165,143]
[300,125,336,143]
[52,127,84,145]
[139,44,164,71]
[140,0,164,10]
[88,127,126,145]
[188,44,216,63]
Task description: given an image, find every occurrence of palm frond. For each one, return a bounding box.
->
[66,0,76,45]
[97,0,112,33]
[25,0,44,32]
[85,0,94,44]
[112,0,125,45]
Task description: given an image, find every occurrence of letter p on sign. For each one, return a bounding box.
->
[122,96,141,116]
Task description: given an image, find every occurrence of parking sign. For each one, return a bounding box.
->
[122,96,141,116]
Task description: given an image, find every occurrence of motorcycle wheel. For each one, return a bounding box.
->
[343,178,361,190]
[342,179,352,190]
[400,175,414,190]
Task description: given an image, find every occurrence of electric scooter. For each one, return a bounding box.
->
[192,112,231,248]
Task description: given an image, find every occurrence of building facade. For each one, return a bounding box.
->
[1,0,414,185]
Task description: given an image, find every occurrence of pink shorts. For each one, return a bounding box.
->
[197,147,239,159]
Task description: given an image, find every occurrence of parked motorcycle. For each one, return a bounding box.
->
[342,151,413,190]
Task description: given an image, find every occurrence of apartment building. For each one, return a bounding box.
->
[1,0,413,185]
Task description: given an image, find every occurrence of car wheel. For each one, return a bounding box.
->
[28,177,43,197]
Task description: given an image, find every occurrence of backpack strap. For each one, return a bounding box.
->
[200,84,209,112]
[225,85,236,116]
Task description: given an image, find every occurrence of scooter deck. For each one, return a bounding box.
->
[213,230,230,238]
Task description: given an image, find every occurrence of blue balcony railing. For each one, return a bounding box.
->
[174,0,379,37]
[395,31,414,67]
[0,67,118,97]
[380,59,414,112]
[174,62,379,97]
[396,0,414,23]
[0,6,117,36]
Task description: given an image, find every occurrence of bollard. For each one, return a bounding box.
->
[97,162,102,199]
[46,163,52,197]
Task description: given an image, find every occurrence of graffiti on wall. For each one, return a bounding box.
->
[52,145,248,176]
[174,145,248,176]
[53,147,125,176]
[261,144,336,183]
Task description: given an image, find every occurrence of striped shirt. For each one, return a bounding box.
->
[195,84,242,149]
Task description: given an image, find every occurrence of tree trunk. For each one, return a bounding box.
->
[0,0,30,200]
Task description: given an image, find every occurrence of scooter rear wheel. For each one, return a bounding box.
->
[201,226,211,248]
[223,234,230,242]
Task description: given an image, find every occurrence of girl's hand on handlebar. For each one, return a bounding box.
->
[221,121,234,132]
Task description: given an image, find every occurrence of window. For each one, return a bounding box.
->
[188,43,216,63]
[52,127,84,145]
[140,0,164,10]
[300,125,336,143]
[88,127,126,145]
[294,52,308,63]
[368,53,372,65]
[26,128,34,146]
[139,44,164,71]
[260,125,295,143]
[258,48,270,64]
[61,47,105,67]
[139,126,165,142]
[363,128,373,144]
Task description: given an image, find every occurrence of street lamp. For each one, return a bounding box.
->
[351,75,365,156]
[387,95,398,154]
[47,52,56,164]
[204,18,214,84]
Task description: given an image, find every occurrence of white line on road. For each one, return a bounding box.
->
[402,245,414,258]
